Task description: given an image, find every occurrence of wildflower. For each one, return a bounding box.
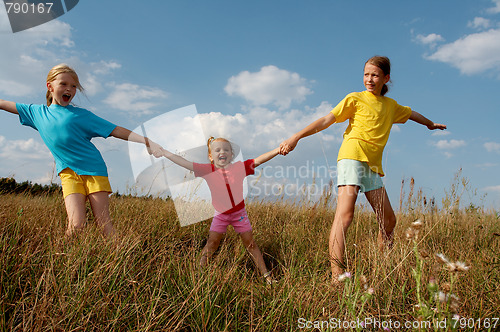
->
[446,262,458,272]
[441,283,451,293]
[435,253,451,265]
[361,287,375,301]
[446,260,470,273]
[436,291,447,303]
[454,261,470,272]
[412,219,424,229]
[360,275,368,289]
[337,272,352,282]
[449,294,460,312]
[427,277,438,292]
[405,227,416,240]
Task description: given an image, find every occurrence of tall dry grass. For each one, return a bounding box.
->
[0,178,499,331]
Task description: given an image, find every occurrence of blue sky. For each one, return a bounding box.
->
[1,0,500,210]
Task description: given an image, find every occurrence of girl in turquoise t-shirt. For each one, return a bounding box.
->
[0,64,162,238]
[280,56,447,282]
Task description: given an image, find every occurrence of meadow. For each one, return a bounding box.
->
[0,176,499,331]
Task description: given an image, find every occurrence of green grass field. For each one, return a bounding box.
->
[1,176,499,331]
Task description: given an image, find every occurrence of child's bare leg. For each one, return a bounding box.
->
[365,187,396,250]
[64,193,87,237]
[239,231,272,282]
[329,185,359,279]
[88,191,114,238]
[200,231,224,267]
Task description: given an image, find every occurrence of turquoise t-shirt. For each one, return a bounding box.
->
[16,103,117,176]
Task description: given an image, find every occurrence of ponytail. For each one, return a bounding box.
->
[381,84,388,96]
[46,90,53,106]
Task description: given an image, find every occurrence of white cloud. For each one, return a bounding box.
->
[0,6,76,98]
[83,61,123,96]
[141,100,340,163]
[224,65,313,110]
[91,61,122,75]
[433,139,466,149]
[0,79,34,97]
[487,0,500,14]
[0,135,55,182]
[425,29,500,75]
[415,33,445,48]
[391,125,401,133]
[0,136,51,160]
[475,162,498,169]
[467,17,492,30]
[432,130,451,136]
[103,83,169,115]
[483,185,500,192]
[484,141,500,153]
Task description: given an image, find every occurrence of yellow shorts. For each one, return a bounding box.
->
[59,168,112,198]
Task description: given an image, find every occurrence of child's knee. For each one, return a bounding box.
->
[335,211,355,229]
[95,213,112,227]
[69,216,86,230]
[206,237,222,250]
[384,214,397,231]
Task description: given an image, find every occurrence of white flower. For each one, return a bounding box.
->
[337,272,352,282]
[454,261,470,272]
[435,253,451,265]
[436,291,447,303]
[412,219,424,229]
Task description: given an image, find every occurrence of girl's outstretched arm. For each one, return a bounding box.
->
[0,99,18,114]
[110,126,163,156]
[409,111,447,130]
[254,147,280,167]
[160,148,194,171]
[280,112,336,155]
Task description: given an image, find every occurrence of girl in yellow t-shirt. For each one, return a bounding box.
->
[280,56,447,282]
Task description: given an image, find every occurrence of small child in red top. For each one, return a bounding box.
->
[157,137,279,284]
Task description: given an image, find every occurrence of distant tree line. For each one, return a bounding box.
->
[0,177,62,196]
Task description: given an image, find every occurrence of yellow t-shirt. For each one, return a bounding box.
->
[331,91,412,176]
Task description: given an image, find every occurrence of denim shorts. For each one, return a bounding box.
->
[337,159,384,193]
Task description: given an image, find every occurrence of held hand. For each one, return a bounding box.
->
[146,140,164,158]
[427,123,447,130]
[279,137,298,155]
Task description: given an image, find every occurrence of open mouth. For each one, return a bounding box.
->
[62,94,71,102]
[218,156,227,162]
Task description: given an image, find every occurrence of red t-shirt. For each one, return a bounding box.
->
[193,159,255,214]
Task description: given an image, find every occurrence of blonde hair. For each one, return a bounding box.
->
[207,136,233,164]
[46,64,84,106]
[365,56,391,96]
